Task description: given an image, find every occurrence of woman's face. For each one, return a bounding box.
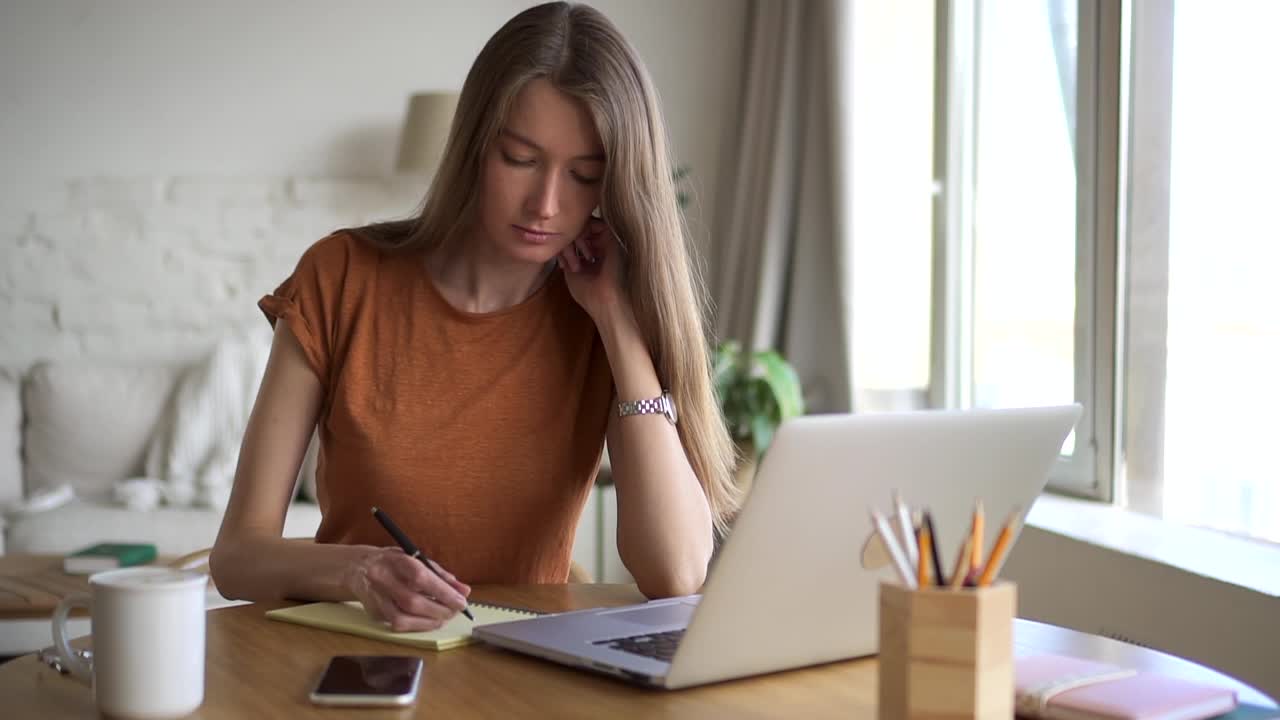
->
[477,78,605,266]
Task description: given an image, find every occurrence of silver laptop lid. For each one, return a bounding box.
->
[665,405,1080,689]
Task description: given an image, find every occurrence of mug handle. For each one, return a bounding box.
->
[52,592,93,682]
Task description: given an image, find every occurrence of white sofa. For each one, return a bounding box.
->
[0,357,628,590]
[0,361,322,557]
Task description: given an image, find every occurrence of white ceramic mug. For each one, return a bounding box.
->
[52,567,208,719]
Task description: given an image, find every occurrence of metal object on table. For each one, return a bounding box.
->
[37,645,91,675]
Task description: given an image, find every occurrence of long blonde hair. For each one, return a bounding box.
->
[350,2,741,535]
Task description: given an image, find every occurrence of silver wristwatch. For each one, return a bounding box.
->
[618,391,677,425]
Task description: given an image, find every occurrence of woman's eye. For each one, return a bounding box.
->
[501,151,536,167]
[572,172,602,185]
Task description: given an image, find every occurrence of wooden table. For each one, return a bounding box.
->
[1,584,1274,718]
[0,555,97,620]
[0,555,99,658]
[0,554,189,620]
[0,554,197,657]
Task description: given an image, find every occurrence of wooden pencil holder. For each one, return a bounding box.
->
[877,581,1016,720]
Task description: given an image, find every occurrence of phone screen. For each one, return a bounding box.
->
[312,655,423,702]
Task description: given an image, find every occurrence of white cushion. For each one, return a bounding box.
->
[143,328,271,508]
[22,361,179,501]
[0,368,21,507]
[4,498,324,556]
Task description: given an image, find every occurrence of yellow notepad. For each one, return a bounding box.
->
[265,601,539,651]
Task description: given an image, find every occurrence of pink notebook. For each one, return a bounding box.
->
[1016,654,1238,720]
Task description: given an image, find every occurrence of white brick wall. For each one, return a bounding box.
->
[0,177,423,372]
[0,1,749,374]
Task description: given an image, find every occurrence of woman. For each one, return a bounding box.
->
[210,2,739,632]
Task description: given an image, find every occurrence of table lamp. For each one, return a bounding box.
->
[395,91,459,174]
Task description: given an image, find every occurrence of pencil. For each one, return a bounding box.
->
[893,491,919,569]
[977,507,1021,586]
[948,534,973,589]
[970,500,985,574]
[916,525,932,587]
[870,509,917,588]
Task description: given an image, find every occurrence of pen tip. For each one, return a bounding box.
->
[370,506,378,515]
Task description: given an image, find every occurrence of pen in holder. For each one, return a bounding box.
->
[878,581,1016,720]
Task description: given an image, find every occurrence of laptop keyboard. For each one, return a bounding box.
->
[594,628,686,662]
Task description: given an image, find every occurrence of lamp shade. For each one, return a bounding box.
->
[395,92,459,173]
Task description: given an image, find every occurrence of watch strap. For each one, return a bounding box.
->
[618,391,675,424]
[618,395,668,417]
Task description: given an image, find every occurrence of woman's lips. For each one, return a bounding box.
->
[513,224,560,244]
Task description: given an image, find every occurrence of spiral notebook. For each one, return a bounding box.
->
[265,601,541,651]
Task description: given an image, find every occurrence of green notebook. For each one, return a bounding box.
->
[63,542,158,575]
[265,600,540,651]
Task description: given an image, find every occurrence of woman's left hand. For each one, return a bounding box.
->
[559,216,629,323]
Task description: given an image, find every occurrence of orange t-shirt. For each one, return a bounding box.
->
[259,232,614,583]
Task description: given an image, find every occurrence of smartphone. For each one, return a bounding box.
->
[309,655,424,707]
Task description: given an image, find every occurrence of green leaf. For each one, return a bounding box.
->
[726,385,752,443]
[749,351,805,419]
[673,167,692,209]
[711,339,804,454]
[750,415,775,457]
[743,378,764,421]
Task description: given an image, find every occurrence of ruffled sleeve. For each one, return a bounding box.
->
[258,234,350,386]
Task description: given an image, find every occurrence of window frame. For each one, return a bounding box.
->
[1115,0,1175,517]
[931,0,1124,501]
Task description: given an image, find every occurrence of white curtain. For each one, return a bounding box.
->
[710,0,853,413]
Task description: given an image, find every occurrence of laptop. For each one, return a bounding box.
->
[474,405,1081,689]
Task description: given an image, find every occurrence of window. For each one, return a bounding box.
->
[934,0,1117,498]
[844,1,1275,542]
[932,0,1278,542]
[1124,0,1280,543]
[847,0,936,409]
[971,0,1077,421]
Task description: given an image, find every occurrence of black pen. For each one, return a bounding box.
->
[371,506,474,621]
[922,510,946,587]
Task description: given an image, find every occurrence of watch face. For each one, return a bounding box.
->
[664,393,677,424]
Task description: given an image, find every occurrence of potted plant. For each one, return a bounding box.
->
[712,340,805,492]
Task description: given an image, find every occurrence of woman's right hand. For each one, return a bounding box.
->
[345,548,472,632]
